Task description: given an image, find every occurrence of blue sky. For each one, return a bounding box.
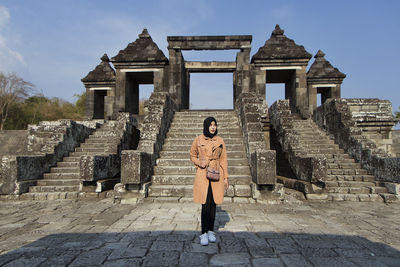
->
[0,0,399,117]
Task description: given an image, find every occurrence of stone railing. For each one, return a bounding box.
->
[235,92,276,186]
[313,98,400,183]
[79,113,139,184]
[0,120,97,195]
[270,99,327,184]
[121,92,177,191]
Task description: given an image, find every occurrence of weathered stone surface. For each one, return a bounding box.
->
[1,120,96,195]
[81,54,116,83]
[313,98,399,183]
[112,29,168,63]
[251,24,311,62]
[210,253,251,266]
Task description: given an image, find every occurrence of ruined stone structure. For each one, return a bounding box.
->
[1,25,399,202]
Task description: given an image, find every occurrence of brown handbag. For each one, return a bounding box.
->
[206,165,220,181]
[206,144,223,181]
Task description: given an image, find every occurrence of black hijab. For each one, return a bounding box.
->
[203,117,218,138]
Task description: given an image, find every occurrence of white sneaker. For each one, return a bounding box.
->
[199,233,209,246]
[208,231,216,243]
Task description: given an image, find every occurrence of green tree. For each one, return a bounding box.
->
[73,91,86,118]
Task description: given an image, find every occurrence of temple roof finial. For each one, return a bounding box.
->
[315,50,326,58]
[139,28,150,38]
[272,24,284,36]
[101,53,110,62]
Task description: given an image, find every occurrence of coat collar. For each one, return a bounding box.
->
[202,134,217,141]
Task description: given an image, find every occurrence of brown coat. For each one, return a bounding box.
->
[190,134,228,204]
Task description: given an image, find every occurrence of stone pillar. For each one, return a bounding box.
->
[331,84,341,99]
[294,66,308,113]
[105,89,114,119]
[114,70,126,113]
[285,71,296,106]
[168,49,185,109]
[86,88,94,119]
[307,84,317,113]
[153,69,164,92]
[184,71,190,109]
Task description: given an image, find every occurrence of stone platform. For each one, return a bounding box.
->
[0,200,399,266]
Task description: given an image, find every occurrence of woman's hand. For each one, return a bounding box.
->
[224,179,229,191]
[199,159,208,169]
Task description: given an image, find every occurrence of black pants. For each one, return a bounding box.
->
[201,182,216,234]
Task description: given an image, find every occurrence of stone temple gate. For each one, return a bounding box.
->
[81,26,346,119]
[1,25,399,203]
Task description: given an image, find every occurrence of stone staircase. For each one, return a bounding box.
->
[23,120,125,200]
[289,117,394,202]
[148,110,254,202]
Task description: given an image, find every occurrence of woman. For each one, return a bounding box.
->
[190,117,229,246]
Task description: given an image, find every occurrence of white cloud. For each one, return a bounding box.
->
[0,5,26,71]
[0,6,10,30]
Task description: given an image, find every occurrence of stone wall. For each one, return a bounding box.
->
[0,120,97,195]
[270,99,327,184]
[393,129,400,157]
[0,130,29,158]
[313,98,400,183]
[79,113,139,183]
[121,92,177,189]
[235,92,276,185]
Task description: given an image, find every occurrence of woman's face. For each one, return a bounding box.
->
[209,121,217,134]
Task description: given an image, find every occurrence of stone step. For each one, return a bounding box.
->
[293,148,344,155]
[30,132,64,138]
[326,175,376,182]
[168,128,242,134]
[84,138,119,144]
[295,135,331,141]
[327,162,362,169]
[295,139,335,145]
[36,179,81,186]
[148,185,193,197]
[292,144,339,150]
[153,165,251,175]
[43,173,80,179]
[327,193,384,202]
[327,168,368,175]
[29,185,80,193]
[174,113,237,118]
[325,187,371,194]
[380,193,400,203]
[75,147,106,153]
[92,132,122,137]
[163,138,244,145]
[169,123,240,129]
[151,174,252,185]
[57,161,80,167]
[69,152,109,157]
[63,157,81,162]
[148,184,252,197]
[162,144,245,152]
[159,150,247,159]
[50,167,79,174]
[167,133,243,139]
[325,181,375,187]
[156,158,249,167]
[79,143,117,149]
[326,158,356,164]
[307,153,350,159]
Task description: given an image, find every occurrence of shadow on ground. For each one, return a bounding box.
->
[0,229,399,266]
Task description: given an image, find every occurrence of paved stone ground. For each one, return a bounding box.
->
[0,199,399,266]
